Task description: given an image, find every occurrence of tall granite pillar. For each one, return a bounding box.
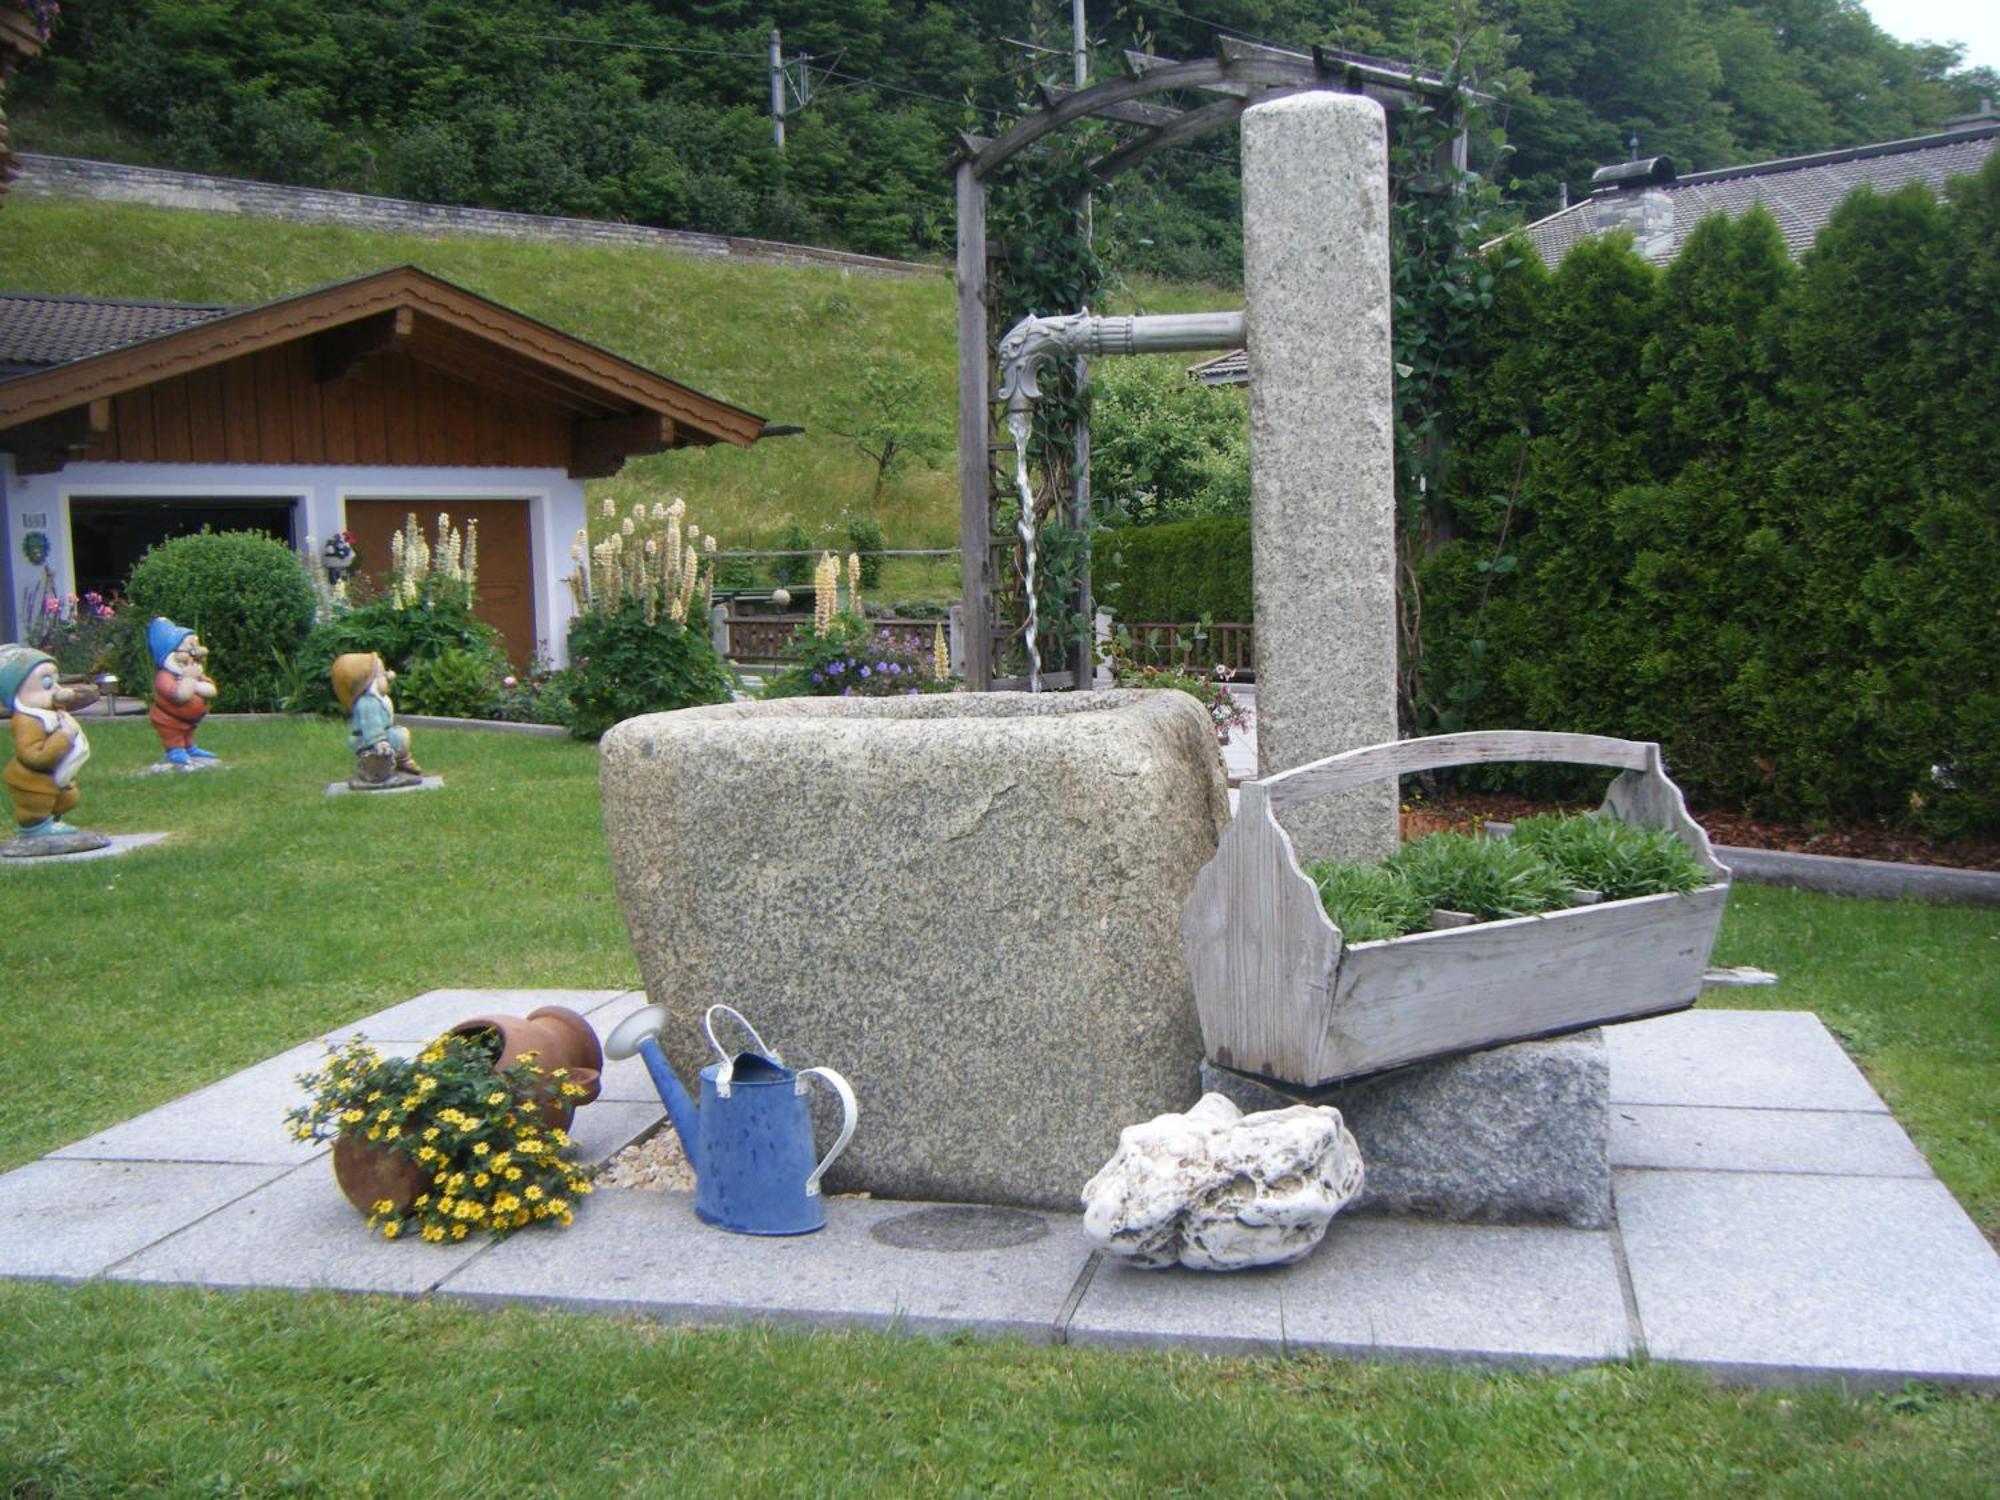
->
[1242,92,1400,863]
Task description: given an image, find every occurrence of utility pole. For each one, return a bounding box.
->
[770,28,786,150]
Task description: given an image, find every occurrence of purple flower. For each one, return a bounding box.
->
[810,671,823,684]
[859,666,872,678]
[828,661,844,675]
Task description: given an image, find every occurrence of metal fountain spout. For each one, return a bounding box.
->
[992,308,1245,692]
[994,309,1246,418]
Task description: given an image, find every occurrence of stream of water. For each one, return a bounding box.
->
[1008,409,1041,692]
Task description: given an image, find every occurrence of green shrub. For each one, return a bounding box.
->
[844,515,885,588]
[760,614,946,698]
[1300,860,1430,943]
[1508,814,1710,900]
[394,648,501,719]
[120,530,314,711]
[563,599,733,739]
[772,524,816,587]
[1383,832,1576,922]
[1089,357,1250,523]
[1094,517,1251,624]
[293,600,506,716]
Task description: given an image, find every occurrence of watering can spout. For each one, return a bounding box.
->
[603,1004,703,1176]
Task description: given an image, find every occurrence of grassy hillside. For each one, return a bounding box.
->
[0,196,1233,588]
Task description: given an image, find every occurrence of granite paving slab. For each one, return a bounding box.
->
[566,1101,665,1167]
[329,988,634,1045]
[1605,1010,1885,1112]
[438,1190,1090,1343]
[1612,1104,1932,1177]
[45,1039,420,1166]
[1070,1219,1631,1367]
[109,1161,490,1296]
[0,1159,290,1281]
[1616,1168,2000,1388]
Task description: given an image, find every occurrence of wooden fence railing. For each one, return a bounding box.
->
[1116,621,1256,677]
[720,614,946,666]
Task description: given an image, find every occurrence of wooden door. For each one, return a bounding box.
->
[344,499,537,668]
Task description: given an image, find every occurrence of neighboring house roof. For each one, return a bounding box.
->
[1502,120,1999,268]
[0,291,236,377]
[0,265,767,466]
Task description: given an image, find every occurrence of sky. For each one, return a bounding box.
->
[1860,1,2000,75]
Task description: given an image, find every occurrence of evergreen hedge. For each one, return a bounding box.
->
[1416,155,2000,836]
[1098,158,1999,835]
[1095,518,1252,625]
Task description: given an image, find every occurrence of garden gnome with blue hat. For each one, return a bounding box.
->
[332,651,424,789]
[147,617,218,768]
[2,643,110,856]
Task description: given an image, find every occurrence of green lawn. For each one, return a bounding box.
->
[1,720,1996,1493]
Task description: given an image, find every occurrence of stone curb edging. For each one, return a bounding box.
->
[17,154,944,280]
[1714,844,2000,909]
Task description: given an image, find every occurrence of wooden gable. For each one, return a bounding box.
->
[0,266,765,476]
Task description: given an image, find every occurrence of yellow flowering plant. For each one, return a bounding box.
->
[285,1032,594,1242]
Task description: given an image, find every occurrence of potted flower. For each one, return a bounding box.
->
[286,1032,597,1242]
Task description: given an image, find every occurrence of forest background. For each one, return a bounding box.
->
[13,0,1999,281]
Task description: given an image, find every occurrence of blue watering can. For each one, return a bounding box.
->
[604,1003,858,1236]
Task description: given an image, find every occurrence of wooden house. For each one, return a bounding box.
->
[0,265,766,663]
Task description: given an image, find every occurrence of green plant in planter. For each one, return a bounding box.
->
[1509,813,1710,900]
[1383,831,1577,921]
[285,1033,595,1243]
[1300,860,1431,943]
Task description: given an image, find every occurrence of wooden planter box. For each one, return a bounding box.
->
[1182,731,1731,1089]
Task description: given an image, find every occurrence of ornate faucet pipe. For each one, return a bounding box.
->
[994,310,1246,415]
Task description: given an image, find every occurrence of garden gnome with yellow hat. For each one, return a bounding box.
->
[2,644,111,856]
[147,617,219,768]
[332,651,424,789]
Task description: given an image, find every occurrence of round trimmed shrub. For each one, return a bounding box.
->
[121,530,315,711]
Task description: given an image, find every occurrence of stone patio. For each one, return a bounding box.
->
[2,989,1995,1390]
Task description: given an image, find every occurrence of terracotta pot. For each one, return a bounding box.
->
[331,1137,432,1216]
[447,1004,604,1130]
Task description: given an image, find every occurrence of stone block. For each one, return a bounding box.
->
[438,1189,1092,1342]
[599,691,1228,1211]
[1616,1168,2000,1388]
[1202,1030,1610,1229]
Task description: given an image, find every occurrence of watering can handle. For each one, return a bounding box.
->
[704,1005,780,1097]
[796,1067,858,1199]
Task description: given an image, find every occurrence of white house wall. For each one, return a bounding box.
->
[2,455,587,664]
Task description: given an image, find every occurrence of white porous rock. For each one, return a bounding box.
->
[1080,1092,1365,1271]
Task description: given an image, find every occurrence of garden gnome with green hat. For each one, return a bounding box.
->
[2,644,111,856]
[147,617,218,768]
[332,651,424,789]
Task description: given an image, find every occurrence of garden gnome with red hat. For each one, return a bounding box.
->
[147,617,218,768]
[2,643,110,856]
[332,651,424,789]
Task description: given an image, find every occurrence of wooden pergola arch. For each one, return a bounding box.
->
[954,37,1465,690]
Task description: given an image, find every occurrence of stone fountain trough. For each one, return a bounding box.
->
[598,690,1228,1211]
[1183,730,1732,1091]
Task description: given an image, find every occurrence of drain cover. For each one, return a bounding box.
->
[869,1205,1050,1251]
